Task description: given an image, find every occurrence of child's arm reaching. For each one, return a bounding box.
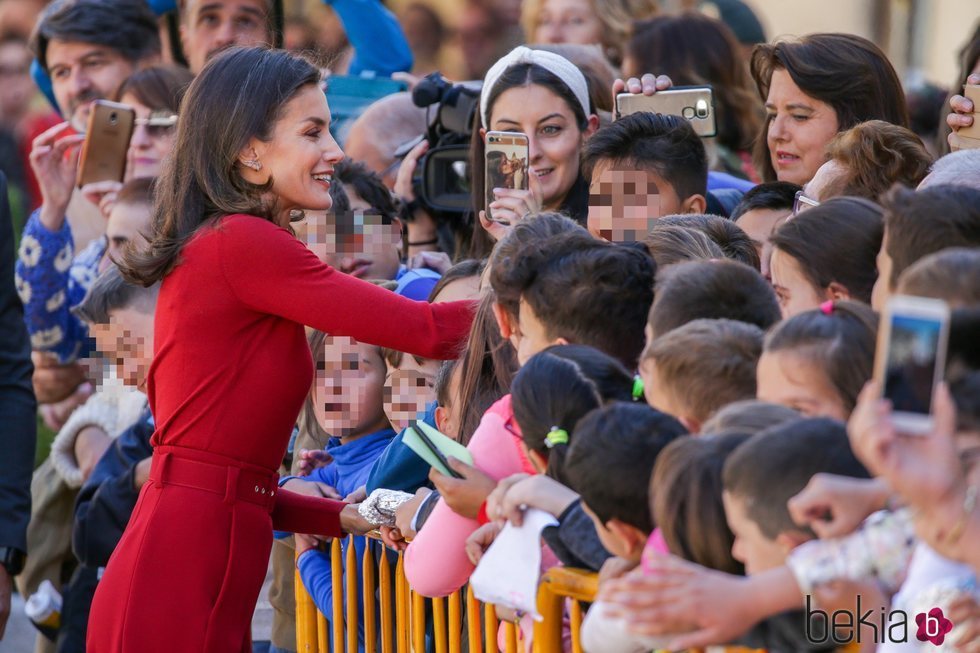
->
[485,474,580,525]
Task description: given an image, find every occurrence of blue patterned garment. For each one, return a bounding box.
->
[15,209,103,363]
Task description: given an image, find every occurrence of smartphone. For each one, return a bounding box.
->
[484,131,530,225]
[408,423,464,479]
[874,295,951,434]
[76,100,135,188]
[615,86,717,137]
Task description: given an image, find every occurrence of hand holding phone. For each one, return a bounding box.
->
[615,85,717,137]
[484,131,530,225]
[76,100,135,188]
[874,295,950,434]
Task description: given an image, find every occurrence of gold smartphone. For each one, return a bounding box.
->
[76,100,135,188]
[484,131,530,225]
[616,86,717,137]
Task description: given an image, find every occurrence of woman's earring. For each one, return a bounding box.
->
[242,159,263,171]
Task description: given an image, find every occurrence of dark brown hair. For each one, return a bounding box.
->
[770,197,883,304]
[897,248,980,308]
[625,12,763,153]
[649,259,780,338]
[643,318,763,423]
[116,64,194,115]
[821,120,932,201]
[750,34,909,182]
[651,433,748,574]
[653,214,760,269]
[700,400,801,436]
[455,292,519,444]
[882,184,980,289]
[120,47,321,286]
[764,300,878,415]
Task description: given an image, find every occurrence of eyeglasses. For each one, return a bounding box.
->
[134,112,178,138]
[793,190,820,215]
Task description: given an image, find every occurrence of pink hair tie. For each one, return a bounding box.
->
[820,300,834,315]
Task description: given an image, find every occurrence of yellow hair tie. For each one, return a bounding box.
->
[545,427,569,448]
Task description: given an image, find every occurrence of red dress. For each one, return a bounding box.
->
[86,214,474,652]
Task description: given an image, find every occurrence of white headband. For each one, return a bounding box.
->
[480,46,591,129]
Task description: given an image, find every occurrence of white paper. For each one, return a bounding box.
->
[469,508,558,620]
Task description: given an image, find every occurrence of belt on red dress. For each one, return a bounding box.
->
[148,447,279,510]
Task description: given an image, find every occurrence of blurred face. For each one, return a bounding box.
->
[588,163,682,242]
[46,41,138,132]
[765,69,840,186]
[638,356,685,420]
[103,201,152,271]
[92,304,155,390]
[735,208,789,281]
[534,0,603,46]
[516,297,565,366]
[121,94,177,180]
[436,362,463,440]
[757,349,848,420]
[384,354,439,431]
[722,491,788,575]
[180,0,271,73]
[314,336,389,438]
[0,40,35,121]
[871,230,893,312]
[488,84,596,211]
[770,248,826,318]
[244,85,344,224]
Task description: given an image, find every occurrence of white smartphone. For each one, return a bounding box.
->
[874,295,951,434]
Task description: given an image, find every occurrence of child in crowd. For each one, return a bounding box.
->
[757,301,877,420]
[730,181,798,278]
[282,331,396,645]
[640,318,764,432]
[871,184,980,310]
[653,214,760,270]
[598,418,871,652]
[769,197,883,318]
[644,225,724,268]
[700,399,801,436]
[896,247,980,307]
[470,345,636,572]
[647,259,781,339]
[581,112,708,243]
[582,432,749,653]
[405,222,655,597]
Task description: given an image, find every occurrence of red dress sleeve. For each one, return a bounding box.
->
[216,215,474,359]
[271,488,343,537]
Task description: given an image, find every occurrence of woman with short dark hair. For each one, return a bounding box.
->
[87,47,473,652]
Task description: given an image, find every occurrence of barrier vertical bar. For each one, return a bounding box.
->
[347,535,359,653]
[411,590,426,653]
[569,600,584,653]
[483,603,498,653]
[432,596,447,653]
[395,553,409,653]
[378,544,394,653]
[363,540,377,653]
[448,590,462,652]
[294,566,318,652]
[331,538,344,653]
[466,586,481,653]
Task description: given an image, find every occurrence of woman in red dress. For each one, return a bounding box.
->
[86,47,474,652]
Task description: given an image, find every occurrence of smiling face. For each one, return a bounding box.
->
[314,336,389,439]
[121,94,177,180]
[533,0,603,46]
[180,0,271,73]
[46,41,138,132]
[756,349,848,420]
[487,83,596,210]
[241,85,344,225]
[765,69,840,186]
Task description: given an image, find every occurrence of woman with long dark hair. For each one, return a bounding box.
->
[86,47,473,652]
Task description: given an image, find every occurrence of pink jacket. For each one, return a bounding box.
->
[405,395,536,597]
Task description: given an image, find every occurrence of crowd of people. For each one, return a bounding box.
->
[1,0,980,652]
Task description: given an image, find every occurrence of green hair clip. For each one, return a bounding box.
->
[632,375,645,400]
[545,427,569,448]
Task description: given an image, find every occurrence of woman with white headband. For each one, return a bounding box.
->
[470,46,600,254]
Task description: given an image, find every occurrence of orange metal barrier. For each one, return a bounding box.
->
[295,535,534,653]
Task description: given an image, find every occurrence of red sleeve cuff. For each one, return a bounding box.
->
[477,501,490,525]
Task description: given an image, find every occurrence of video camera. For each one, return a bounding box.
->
[409,73,482,223]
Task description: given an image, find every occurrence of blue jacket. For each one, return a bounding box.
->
[365,402,439,495]
[293,428,397,649]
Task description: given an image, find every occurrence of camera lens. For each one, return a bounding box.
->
[109,112,118,126]
[695,99,709,119]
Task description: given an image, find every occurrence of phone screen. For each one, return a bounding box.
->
[485,132,529,224]
[883,314,943,415]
